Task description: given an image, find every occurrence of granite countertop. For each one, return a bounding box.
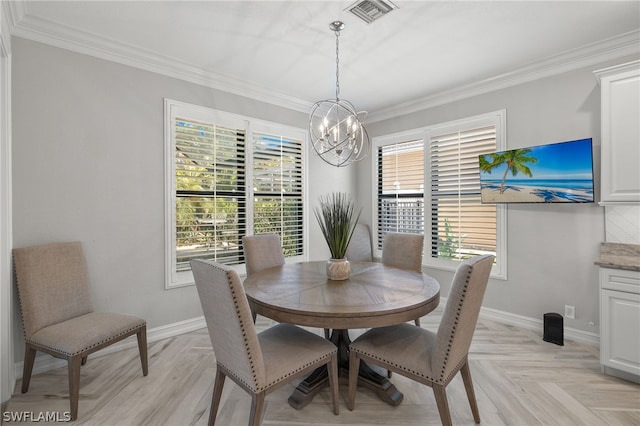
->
[594,242,640,272]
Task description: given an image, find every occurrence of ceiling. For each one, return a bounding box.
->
[8,1,640,121]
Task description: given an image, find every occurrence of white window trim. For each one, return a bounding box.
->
[371,110,507,280]
[163,99,308,289]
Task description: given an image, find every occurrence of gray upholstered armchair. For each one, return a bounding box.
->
[345,223,373,262]
[12,241,148,420]
[382,232,425,326]
[191,259,339,425]
[347,254,495,425]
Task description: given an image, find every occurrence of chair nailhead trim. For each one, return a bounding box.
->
[28,323,145,357]
[437,266,473,381]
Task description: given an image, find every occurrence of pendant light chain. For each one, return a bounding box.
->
[335,27,341,101]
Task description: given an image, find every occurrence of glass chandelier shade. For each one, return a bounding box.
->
[309,21,370,168]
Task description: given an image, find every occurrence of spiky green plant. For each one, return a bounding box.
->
[314,193,361,259]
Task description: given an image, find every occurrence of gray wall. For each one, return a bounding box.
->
[358,54,640,334]
[11,33,638,363]
[11,37,353,360]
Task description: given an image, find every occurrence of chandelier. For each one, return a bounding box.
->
[309,21,370,168]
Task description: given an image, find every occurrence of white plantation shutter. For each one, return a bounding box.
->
[165,100,307,288]
[429,125,496,260]
[252,131,304,257]
[376,139,425,249]
[174,117,246,270]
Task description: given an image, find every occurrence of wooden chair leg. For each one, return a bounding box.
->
[81,355,88,366]
[208,368,226,426]
[433,384,452,426]
[460,361,481,423]
[21,344,37,393]
[327,354,339,415]
[324,328,330,339]
[251,310,257,323]
[137,325,149,376]
[68,355,83,421]
[347,351,360,411]
[249,392,266,426]
[414,317,421,326]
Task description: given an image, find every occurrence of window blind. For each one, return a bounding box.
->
[174,117,246,270]
[429,125,496,260]
[252,131,304,257]
[376,139,425,249]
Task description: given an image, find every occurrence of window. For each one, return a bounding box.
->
[165,100,306,288]
[374,111,506,278]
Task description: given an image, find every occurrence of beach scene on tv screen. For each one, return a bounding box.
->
[479,138,594,203]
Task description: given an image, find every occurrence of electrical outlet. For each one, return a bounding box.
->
[564,305,575,319]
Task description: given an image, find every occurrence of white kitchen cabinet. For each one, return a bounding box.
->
[595,61,640,204]
[599,267,640,380]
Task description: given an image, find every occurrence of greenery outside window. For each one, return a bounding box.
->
[165,100,306,288]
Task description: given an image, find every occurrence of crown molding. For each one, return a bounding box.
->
[11,11,312,114]
[1,0,25,55]
[9,8,639,122]
[368,30,640,123]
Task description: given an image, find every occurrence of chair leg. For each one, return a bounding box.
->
[249,392,266,426]
[208,368,226,426]
[137,325,149,376]
[68,355,83,421]
[460,361,481,423]
[324,328,330,339]
[347,351,360,411]
[433,384,452,426]
[327,354,339,415]
[81,355,88,366]
[21,343,37,393]
[414,317,421,326]
[251,310,257,323]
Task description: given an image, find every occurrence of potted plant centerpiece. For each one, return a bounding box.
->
[314,192,361,280]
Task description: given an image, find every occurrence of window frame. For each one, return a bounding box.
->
[371,110,507,280]
[164,99,308,289]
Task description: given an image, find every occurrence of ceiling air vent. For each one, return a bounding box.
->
[346,0,398,24]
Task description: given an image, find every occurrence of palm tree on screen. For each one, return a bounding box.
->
[479,148,537,194]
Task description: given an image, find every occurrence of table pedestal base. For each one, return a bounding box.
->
[288,329,403,409]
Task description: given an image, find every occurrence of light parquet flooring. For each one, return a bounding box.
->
[3,309,640,426]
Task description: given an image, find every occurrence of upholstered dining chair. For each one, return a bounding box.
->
[191,259,339,426]
[345,223,373,262]
[347,254,494,426]
[242,233,286,322]
[242,234,286,277]
[382,232,424,325]
[12,241,148,421]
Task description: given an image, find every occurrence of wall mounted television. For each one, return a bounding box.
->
[479,138,594,203]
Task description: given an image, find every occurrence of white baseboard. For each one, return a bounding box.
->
[13,316,206,380]
[13,305,601,380]
[479,305,600,347]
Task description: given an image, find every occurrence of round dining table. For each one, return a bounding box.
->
[243,260,440,409]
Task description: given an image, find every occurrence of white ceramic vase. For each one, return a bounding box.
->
[326,258,351,280]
